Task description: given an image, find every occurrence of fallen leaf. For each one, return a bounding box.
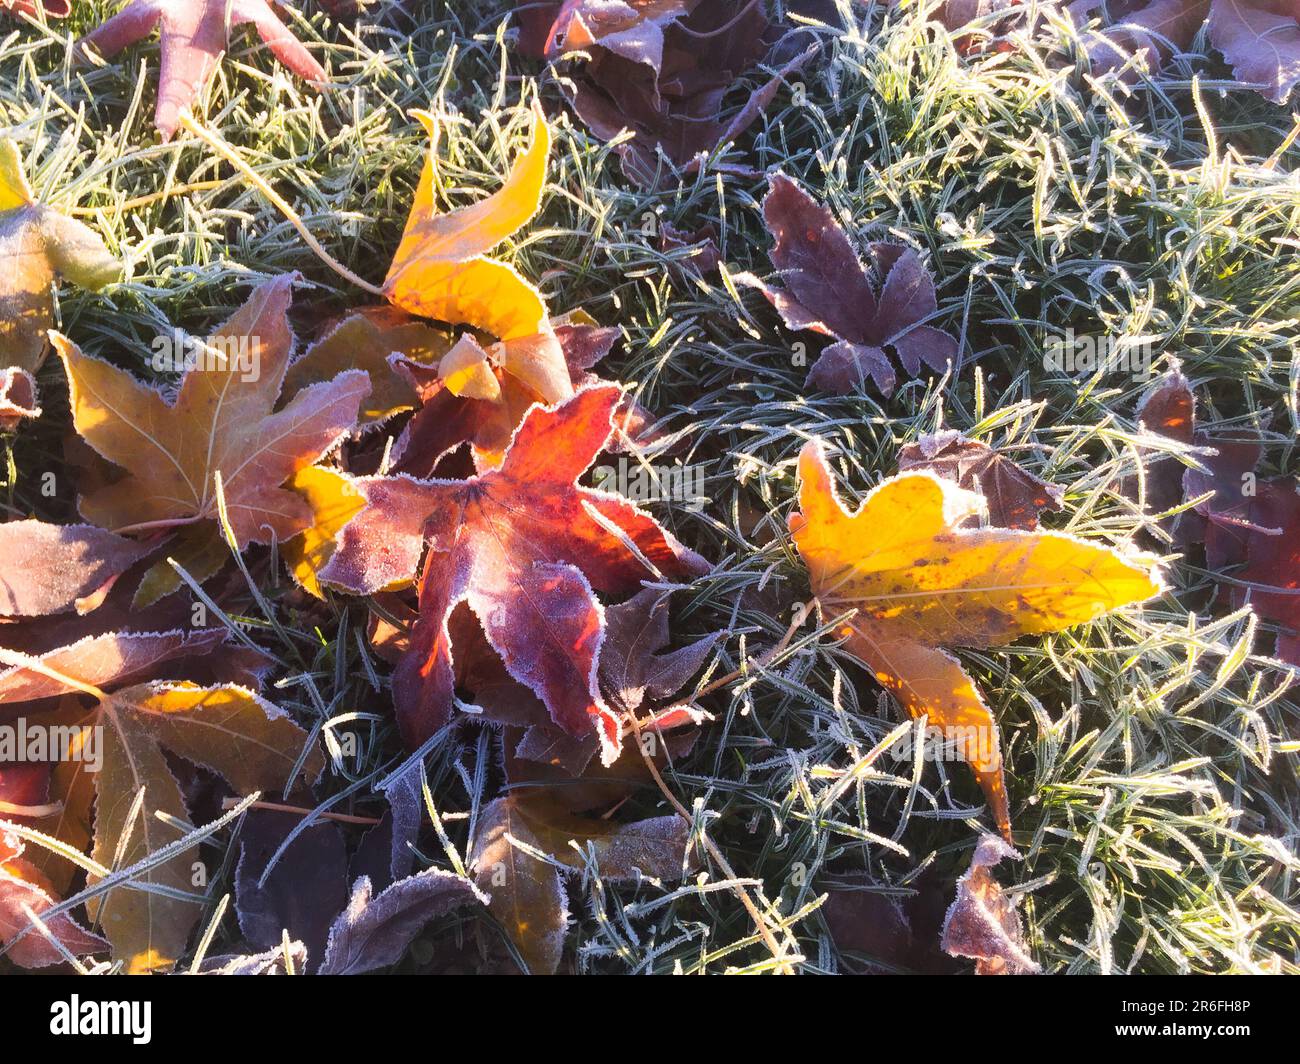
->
[0,627,227,710]
[384,103,568,400]
[0,138,122,414]
[789,439,1162,838]
[1067,0,1207,75]
[391,314,633,475]
[75,0,328,139]
[1067,0,1300,104]
[194,939,306,974]
[234,810,348,971]
[1225,478,1300,667]
[468,791,689,974]
[0,629,323,972]
[597,585,720,712]
[320,384,707,760]
[0,521,153,617]
[898,431,1064,530]
[659,220,721,278]
[318,868,486,975]
[941,834,1040,974]
[738,174,958,395]
[1207,0,1300,102]
[55,274,369,549]
[1,1,72,18]
[283,306,451,427]
[73,683,321,973]
[566,1,813,188]
[543,0,700,70]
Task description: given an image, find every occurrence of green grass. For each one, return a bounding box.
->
[1,0,1297,973]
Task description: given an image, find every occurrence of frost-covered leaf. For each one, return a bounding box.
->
[391,315,632,475]
[0,641,324,973]
[1,826,107,969]
[566,1,814,188]
[542,0,700,70]
[283,466,366,598]
[195,939,306,974]
[384,104,564,390]
[283,306,450,427]
[320,384,706,760]
[598,586,720,712]
[0,627,227,707]
[1222,478,1300,667]
[55,274,369,549]
[235,810,347,971]
[318,868,486,975]
[897,431,1064,531]
[0,521,153,617]
[941,834,1040,975]
[738,174,957,395]
[790,440,1162,838]
[1208,0,1300,102]
[1067,0,1207,76]
[469,792,689,974]
[75,0,328,139]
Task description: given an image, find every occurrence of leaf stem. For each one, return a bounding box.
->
[176,110,386,297]
[220,797,381,826]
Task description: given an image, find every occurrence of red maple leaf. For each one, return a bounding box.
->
[319,384,707,761]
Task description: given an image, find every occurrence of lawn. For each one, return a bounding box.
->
[0,0,1297,975]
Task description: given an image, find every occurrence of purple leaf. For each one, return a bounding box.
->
[318,869,486,975]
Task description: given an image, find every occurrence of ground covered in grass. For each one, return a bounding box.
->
[2,0,1298,973]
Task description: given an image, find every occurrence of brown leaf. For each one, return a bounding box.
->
[737,174,958,395]
[564,0,813,188]
[0,521,154,617]
[469,791,689,974]
[941,834,1040,975]
[0,628,323,972]
[897,431,1064,530]
[283,306,451,427]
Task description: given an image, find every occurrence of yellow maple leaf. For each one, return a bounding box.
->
[382,102,571,404]
[284,466,366,598]
[789,440,1163,839]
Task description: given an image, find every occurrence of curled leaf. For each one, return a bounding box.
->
[0,138,122,410]
[941,834,1040,975]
